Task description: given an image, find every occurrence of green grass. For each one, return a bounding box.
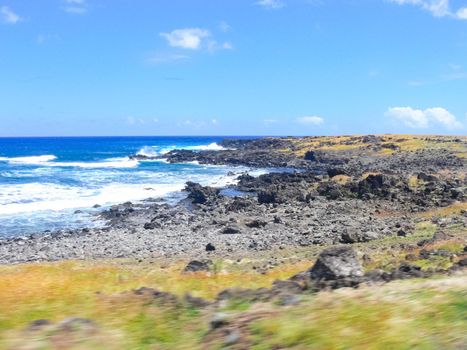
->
[249,278,467,350]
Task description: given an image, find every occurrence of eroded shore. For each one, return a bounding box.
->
[0,134,466,264]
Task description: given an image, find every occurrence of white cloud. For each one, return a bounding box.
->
[221,41,234,50]
[63,0,87,14]
[264,119,278,125]
[37,34,60,45]
[297,115,324,125]
[442,64,467,80]
[256,0,285,9]
[127,116,145,125]
[146,54,190,64]
[457,7,467,19]
[159,27,233,54]
[219,21,231,32]
[1,6,21,24]
[386,106,463,129]
[160,28,211,50]
[387,0,467,20]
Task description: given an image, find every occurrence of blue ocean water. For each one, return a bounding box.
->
[0,136,263,237]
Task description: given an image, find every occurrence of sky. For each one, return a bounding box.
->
[0,0,466,136]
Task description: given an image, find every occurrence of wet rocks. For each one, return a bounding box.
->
[185,182,220,205]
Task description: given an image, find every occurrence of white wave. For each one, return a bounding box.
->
[136,143,225,158]
[0,155,57,164]
[0,182,184,215]
[0,154,139,169]
[48,158,139,169]
[136,146,161,157]
[185,142,225,151]
[140,158,169,163]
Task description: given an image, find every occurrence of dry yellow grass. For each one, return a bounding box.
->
[330,174,351,185]
[417,202,467,218]
[279,134,467,158]
[0,259,312,328]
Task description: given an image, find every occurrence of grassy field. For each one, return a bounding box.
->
[0,200,466,349]
[0,261,465,349]
[0,216,465,349]
[280,134,467,159]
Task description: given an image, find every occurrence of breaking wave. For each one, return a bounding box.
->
[0,155,139,169]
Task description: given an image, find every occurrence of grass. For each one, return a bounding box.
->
[0,203,465,349]
[249,276,467,350]
[0,246,465,349]
[417,202,467,218]
[2,266,465,349]
[279,134,467,159]
[0,259,312,333]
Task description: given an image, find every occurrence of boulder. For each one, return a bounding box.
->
[304,150,317,161]
[309,246,363,280]
[222,225,242,234]
[327,168,347,178]
[185,182,220,204]
[183,259,213,272]
[205,243,216,252]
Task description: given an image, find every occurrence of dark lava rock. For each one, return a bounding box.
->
[183,259,213,273]
[417,172,438,182]
[222,225,242,234]
[144,222,156,230]
[309,246,364,280]
[245,219,268,228]
[184,293,211,308]
[206,243,216,252]
[57,317,96,333]
[397,229,407,237]
[133,287,179,305]
[390,264,424,279]
[210,313,230,330]
[304,150,317,161]
[362,135,381,143]
[217,287,272,303]
[327,168,347,178]
[185,182,220,204]
[257,189,277,204]
[27,319,52,332]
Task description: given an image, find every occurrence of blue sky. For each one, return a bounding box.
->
[0,0,466,136]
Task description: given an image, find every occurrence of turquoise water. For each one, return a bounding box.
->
[0,136,262,236]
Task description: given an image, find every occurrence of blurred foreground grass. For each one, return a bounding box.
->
[0,257,465,349]
[0,206,465,349]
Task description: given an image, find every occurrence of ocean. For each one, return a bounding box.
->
[0,136,264,237]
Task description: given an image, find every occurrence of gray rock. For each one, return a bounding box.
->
[309,246,363,280]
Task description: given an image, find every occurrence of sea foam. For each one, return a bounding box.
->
[0,154,139,169]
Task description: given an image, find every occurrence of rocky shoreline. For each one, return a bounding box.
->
[0,135,466,264]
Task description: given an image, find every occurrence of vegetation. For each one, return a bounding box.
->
[0,220,465,350]
[279,134,467,159]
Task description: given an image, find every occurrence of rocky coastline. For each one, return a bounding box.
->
[0,135,465,265]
